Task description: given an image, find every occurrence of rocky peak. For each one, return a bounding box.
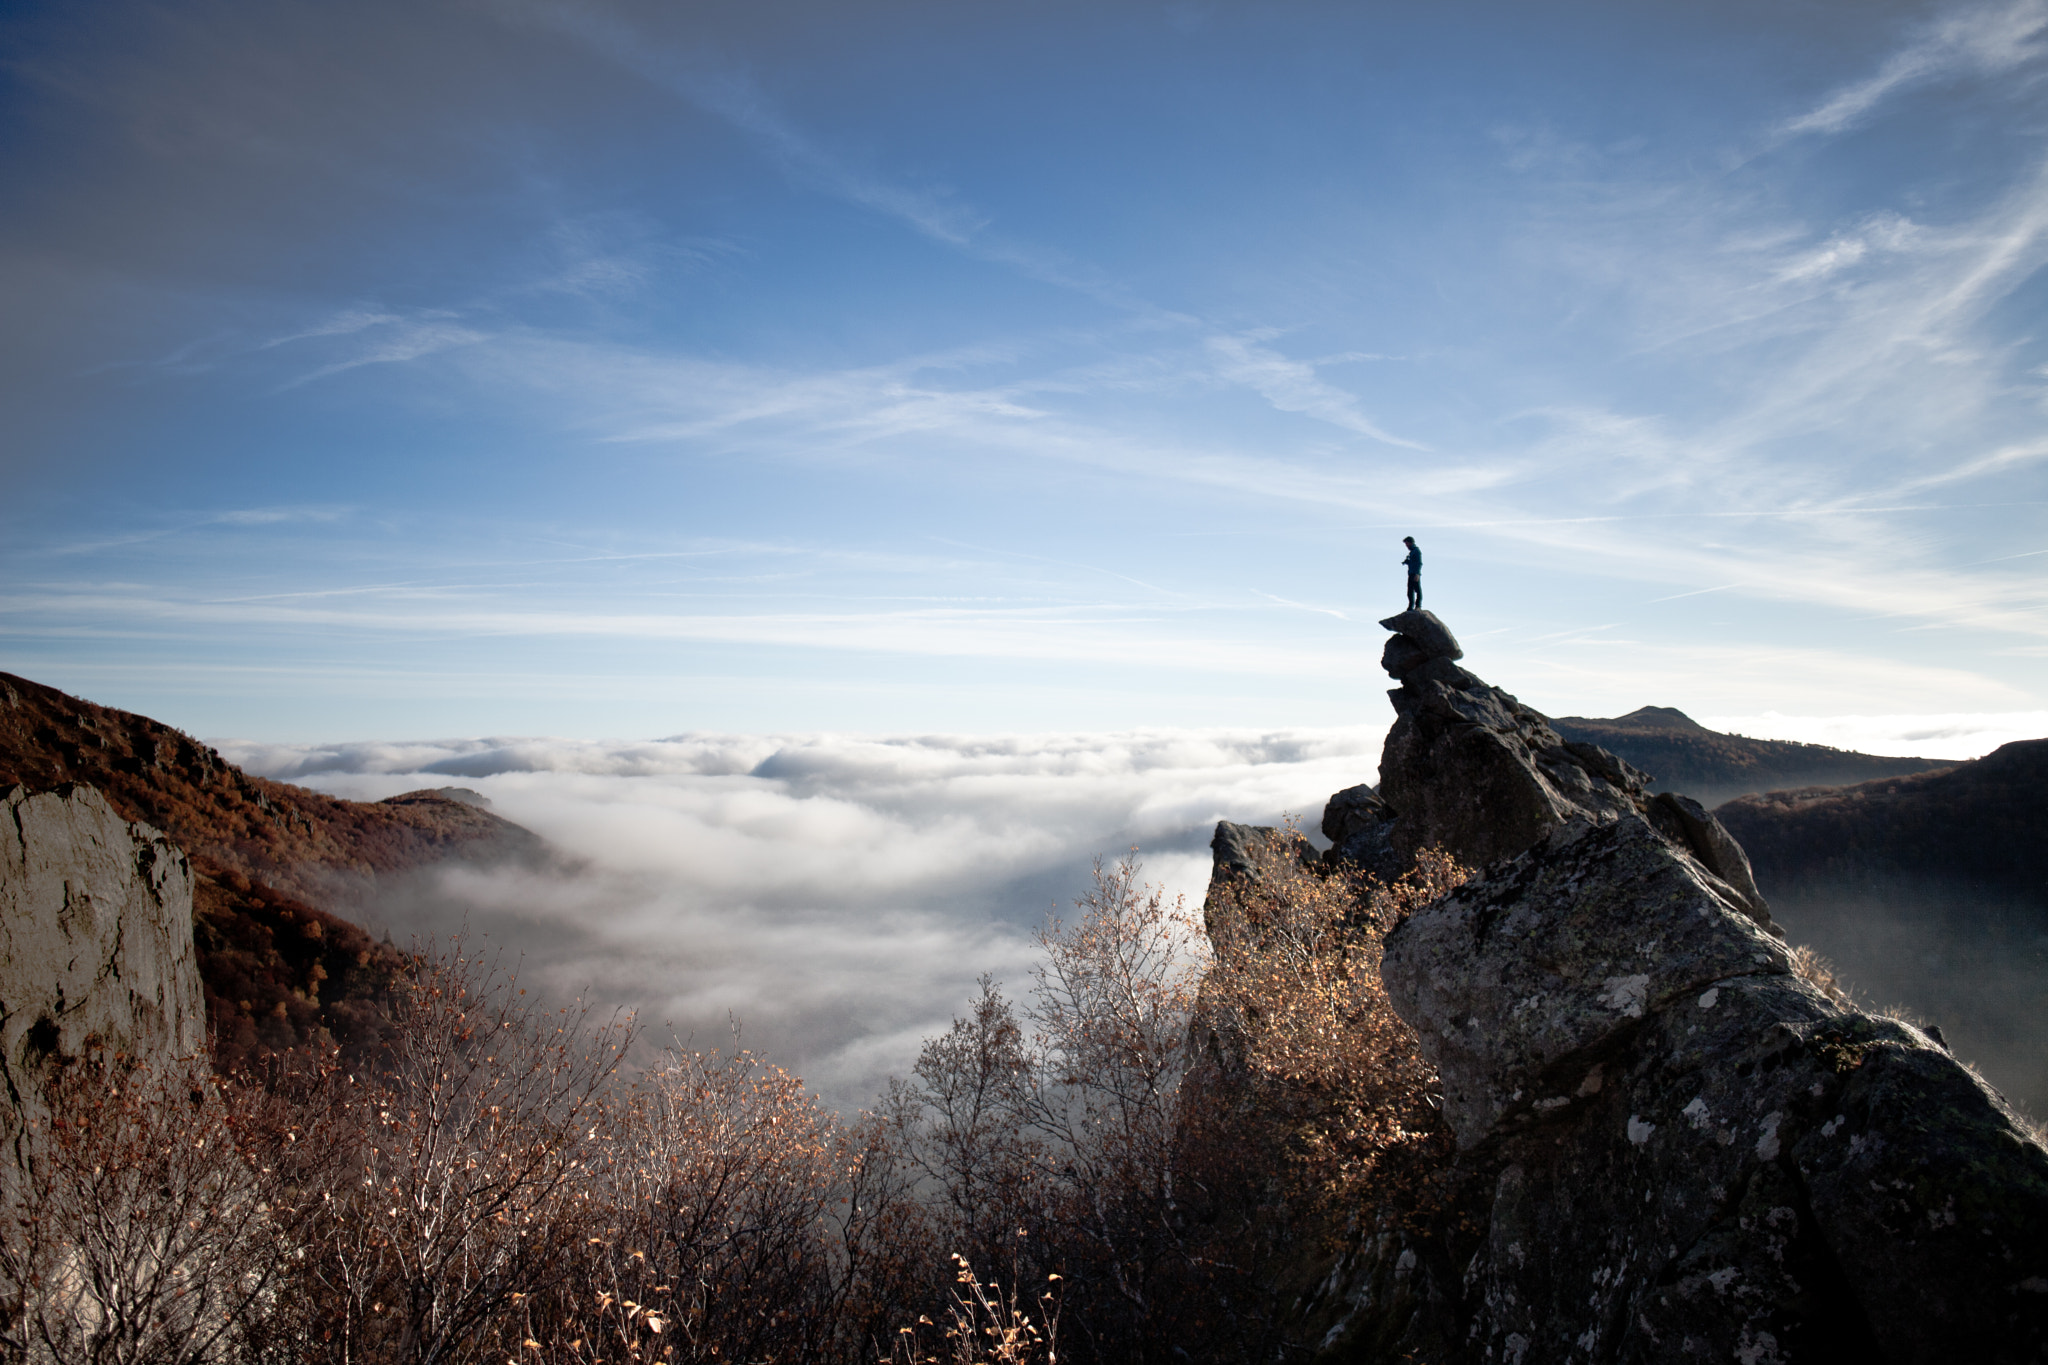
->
[1347,611,1774,930]
[1268,612,2048,1362]
[1611,704,1706,731]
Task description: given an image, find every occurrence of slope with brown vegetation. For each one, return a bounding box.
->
[0,672,544,1071]
[0,846,1464,1365]
[1713,736,2048,904]
[0,672,541,906]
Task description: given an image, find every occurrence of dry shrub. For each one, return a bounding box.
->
[1197,838,1467,1217]
[889,1256,1060,1365]
[0,1052,327,1365]
[290,942,632,1365]
[535,1038,928,1365]
[1,838,1472,1365]
[1788,943,1854,1007]
[888,856,1212,1363]
[1025,857,1206,1295]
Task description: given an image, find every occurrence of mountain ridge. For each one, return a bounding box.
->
[0,672,548,1071]
[1551,705,1951,807]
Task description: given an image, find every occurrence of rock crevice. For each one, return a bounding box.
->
[1,784,206,1173]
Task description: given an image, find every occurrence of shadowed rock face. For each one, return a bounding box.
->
[2,785,207,1169]
[1378,814,2048,1363]
[1216,615,2048,1362]
[1339,612,1774,930]
[1376,611,1647,867]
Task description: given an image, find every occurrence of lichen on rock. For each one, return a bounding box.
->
[1209,613,2048,1362]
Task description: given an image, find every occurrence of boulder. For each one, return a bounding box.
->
[1647,789,1771,926]
[1377,610,1463,663]
[1,785,206,1170]
[1375,811,2048,1362]
[1317,785,1402,882]
[1372,617,1646,869]
[1384,815,1790,1146]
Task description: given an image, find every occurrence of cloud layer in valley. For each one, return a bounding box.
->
[224,725,1385,1103]
[221,706,2037,1104]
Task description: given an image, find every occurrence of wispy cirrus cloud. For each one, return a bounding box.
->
[497,0,1168,319]
[1780,0,2048,138]
[274,311,490,388]
[0,582,1367,678]
[1204,333,1425,449]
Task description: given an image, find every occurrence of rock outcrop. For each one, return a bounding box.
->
[1340,611,1773,930]
[0,672,552,1071]
[1213,614,2048,1362]
[2,785,206,1168]
[1375,813,2048,1362]
[0,671,542,916]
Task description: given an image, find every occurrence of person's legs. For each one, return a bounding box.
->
[1407,574,1422,610]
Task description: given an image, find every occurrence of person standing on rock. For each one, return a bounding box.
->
[1402,536,1423,610]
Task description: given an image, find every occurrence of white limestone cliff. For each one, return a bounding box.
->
[1,784,206,1168]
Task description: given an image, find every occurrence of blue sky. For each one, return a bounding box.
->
[4,0,2045,742]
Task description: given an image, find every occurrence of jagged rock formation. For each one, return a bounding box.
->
[1209,614,2048,1362]
[0,672,550,1071]
[1347,611,1772,928]
[1551,706,1951,808]
[2,785,206,1167]
[1205,820,1319,930]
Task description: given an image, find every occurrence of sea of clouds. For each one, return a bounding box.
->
[220,725,1389,1106]
[219,712,2040,1108]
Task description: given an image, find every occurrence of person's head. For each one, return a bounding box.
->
[1403,536,1415,547]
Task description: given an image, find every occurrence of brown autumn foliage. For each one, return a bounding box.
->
[0,672,539,1073]
[1197,835,1468,1222]
[192,871,408,1074]
[1,840,1465,1365]
[889,1256,1062,1365]
[0,674,536,906]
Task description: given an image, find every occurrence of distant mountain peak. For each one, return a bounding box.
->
[1548,704,1946,807]
[1613,705,1704,731]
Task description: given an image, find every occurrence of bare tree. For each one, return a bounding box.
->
[0,1053,331,1365]
[887,856,1213,1363]
[885,976,1044,1275]
[296,943,631,1365]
